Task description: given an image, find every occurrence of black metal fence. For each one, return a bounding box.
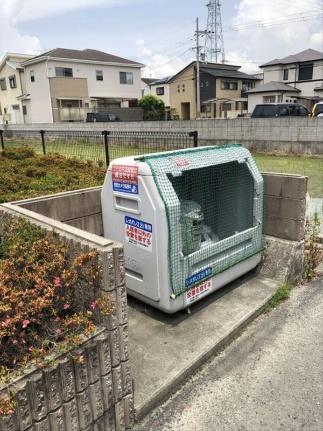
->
[0,129,198,167]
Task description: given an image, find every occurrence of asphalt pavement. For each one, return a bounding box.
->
[135,278,323,431]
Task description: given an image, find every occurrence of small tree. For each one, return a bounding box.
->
[138,95,165,121]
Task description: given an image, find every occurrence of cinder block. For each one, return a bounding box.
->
[32,417,50,431]
[0,413,19,431]
[63,399,79,431]
[86,343,101,384]
[121,361,132,396]
[124,394,134,430]
[109,328,121,367]
[264,196,306,221]
[101,373,113,410]
[48,406,64,431]
[113,246,125,287]
[116,286,128,326]
[97,334,112,376]
[112,366,123,403]
[100,250,116,292]
[103,408,116,431]
[265,215,305,241]
[119,324,129,363]
[15,385,33,430]
[89,380,104,421]
[59,358,76,402]
[263,173,308,200]
[44,367,62,411]
[28,374,48,422]
[76,388,93,430]
[74,352,89,393]
[114,400,125,431]
[102,290,118,330]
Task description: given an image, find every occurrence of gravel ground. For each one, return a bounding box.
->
[135,278,323,431]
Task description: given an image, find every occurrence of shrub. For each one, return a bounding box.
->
[0,147,105,203]
[0,218,111,398]
[138,95,165,120]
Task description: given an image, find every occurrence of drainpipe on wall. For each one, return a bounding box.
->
[18,69,25,124]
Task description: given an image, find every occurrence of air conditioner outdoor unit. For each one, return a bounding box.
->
[101,145,264,313]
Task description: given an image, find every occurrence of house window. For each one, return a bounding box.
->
[9,75,17,89]
[201,103,211,113]
[222,102,232,111]
[96,70,103,81]
[12,104,20,110]
[55,67,73,77]
[120,72,133,84]
[30,70,35,82]
[283,69,289,80]
[156,87,164,95]
[221,80,238,90]
[22,106,27,115]
[177,84,180,93]
[182,84,185,92]
[298,63,313,80]
[242,81,255,91]
[0,78,6,91]
[263,95,276,103]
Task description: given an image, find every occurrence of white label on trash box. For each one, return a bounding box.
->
[184,279,212,305]
[125,216,153,251]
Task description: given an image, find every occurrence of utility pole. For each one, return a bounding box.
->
[196,17,201,118]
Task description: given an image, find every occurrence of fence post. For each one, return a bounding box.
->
[40,130,46,155]
[0,130,4,150]
[189,131,198,148]
[102,130,110,167]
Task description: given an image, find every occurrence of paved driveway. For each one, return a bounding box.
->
[136,278,323,431]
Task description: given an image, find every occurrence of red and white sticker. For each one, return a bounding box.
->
[184,279,212,305]
[112,165,138,194]
[174,158,189,167]
[125,216,153,251]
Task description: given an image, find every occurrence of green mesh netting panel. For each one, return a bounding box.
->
[142,144,264,297]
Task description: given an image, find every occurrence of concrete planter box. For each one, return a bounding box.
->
[0,328,133,431]
[0,206,133,431]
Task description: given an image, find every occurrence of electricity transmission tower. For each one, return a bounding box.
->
[204,0,225,63]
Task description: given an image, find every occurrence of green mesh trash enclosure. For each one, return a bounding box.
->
[102,144,264,313]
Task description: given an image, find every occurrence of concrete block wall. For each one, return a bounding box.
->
[12,173,309,243]
[0,204,133,431]
[3,117,323,155]
[14,187,104,236]
[263,173,308,241]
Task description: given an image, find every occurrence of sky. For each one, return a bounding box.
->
[0,0,322,77]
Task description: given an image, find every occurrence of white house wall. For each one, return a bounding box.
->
[0,63,24,124]
[46,60,142,100]
[150,83,170,107]
[24,62,53,123]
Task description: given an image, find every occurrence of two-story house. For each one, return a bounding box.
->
[0,53,32,124]
[20,48,143,123]
[150,76,172,109]
[247,49,323,112]
[168,61,260,119]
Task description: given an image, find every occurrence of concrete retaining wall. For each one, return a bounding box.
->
[0,204,133,431]
[11,173,308,243]
[3,117,323,155]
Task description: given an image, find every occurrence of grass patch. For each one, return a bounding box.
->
[253,153,323,198]
[263,284,293,312]
[0,147,106,203]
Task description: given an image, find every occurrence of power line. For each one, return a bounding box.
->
[224,11,323,32]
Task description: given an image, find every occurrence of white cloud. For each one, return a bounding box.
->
[310,32,323,49]
[0,1,41,56]
[229,0,323,64]
[225,51,261,73]
[137,39,191,78]
[15,0,119,22]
